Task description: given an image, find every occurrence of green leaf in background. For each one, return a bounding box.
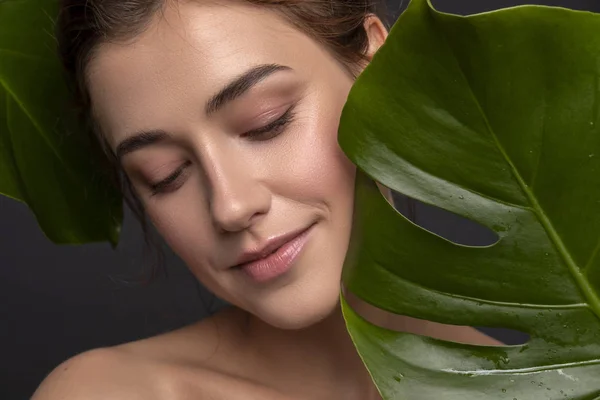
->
[339,0,600,398]
[0,0,122,245]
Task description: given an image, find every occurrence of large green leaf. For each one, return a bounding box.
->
[0,0,121,244]
[339,0,600,399]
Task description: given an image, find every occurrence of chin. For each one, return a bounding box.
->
[252,276,343,330]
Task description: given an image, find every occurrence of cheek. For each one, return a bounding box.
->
[146,199,231,297]
[277,98,357,208]
[144,186,215,270]
[293,133,356,204]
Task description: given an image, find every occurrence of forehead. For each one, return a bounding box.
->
[87,1,328,143]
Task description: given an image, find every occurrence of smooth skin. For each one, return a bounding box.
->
[33,2,500,399]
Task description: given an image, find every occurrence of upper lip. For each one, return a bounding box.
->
[232,225,313,268]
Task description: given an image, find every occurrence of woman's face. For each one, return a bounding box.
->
[89,1,380,329]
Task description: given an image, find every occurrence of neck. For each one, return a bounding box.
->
[241,302,380,400]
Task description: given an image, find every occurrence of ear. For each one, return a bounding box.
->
[363,15,388,61]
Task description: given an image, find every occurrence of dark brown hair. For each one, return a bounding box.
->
[57,0,388,111]
[56,0,389,279]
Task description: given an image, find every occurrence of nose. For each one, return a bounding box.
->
[204,151,271,233]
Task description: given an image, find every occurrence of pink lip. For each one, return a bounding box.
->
[234,225,314,283]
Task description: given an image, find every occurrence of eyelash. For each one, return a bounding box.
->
[149,160,192,196]
[241,105,296,141]
[149,106,296,196]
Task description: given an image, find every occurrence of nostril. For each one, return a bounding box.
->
[213,204,253,232]
[211,191,270,233]
[205,158,272,233]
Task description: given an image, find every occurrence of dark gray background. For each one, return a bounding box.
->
[2,1,599,399]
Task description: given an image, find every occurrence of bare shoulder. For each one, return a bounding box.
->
[32,308,253,400]
[32,347,155,400]
[113,306,245,365]
[31,342,229,400]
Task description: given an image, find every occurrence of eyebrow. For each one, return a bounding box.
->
[205,63,292,115]
[116,63,292,160]
[116,130,170,160]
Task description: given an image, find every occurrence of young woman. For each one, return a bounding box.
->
[33,1,499,399]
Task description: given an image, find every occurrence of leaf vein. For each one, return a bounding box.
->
[0,48,52,63]
[376,260,587,311]
[0,88,30,203]
[442,358,600,376]
[432,11,600,320]
[584,236,600,272]
[0,77,75,182]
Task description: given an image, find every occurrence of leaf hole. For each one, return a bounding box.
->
[377,185,500,247]
[475,326,530,345]
[344,290,530,346]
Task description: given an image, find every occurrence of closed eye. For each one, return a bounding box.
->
[150,160,192,196]
[241,105,296,141]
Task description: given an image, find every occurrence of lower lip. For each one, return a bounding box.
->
[238,226,313,283]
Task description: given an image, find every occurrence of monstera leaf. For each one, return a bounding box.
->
[0,0,121,244]
[339,0,600,399]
